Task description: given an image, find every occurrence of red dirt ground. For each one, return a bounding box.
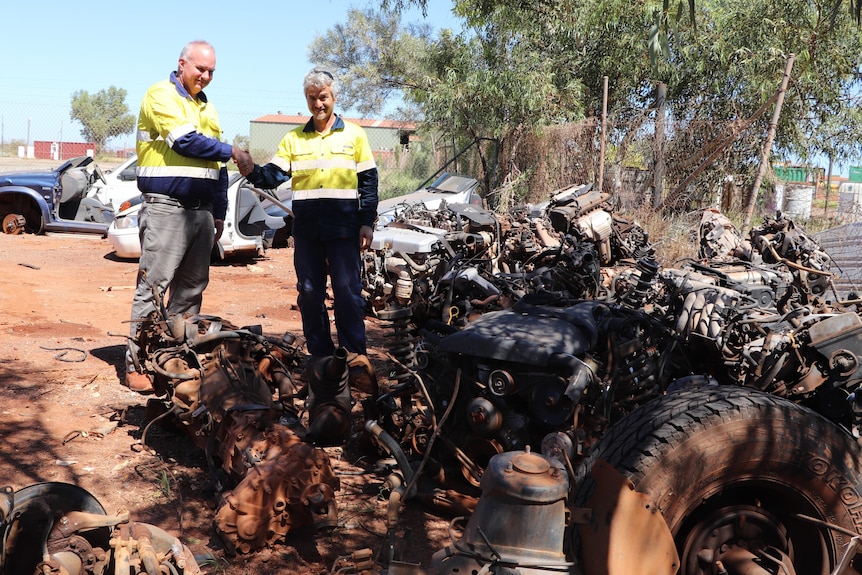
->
[0,232,449,575]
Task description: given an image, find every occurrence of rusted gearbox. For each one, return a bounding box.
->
[214,438,340,555]
[135,315,345,555]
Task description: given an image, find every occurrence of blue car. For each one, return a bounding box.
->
[0,156,114,236]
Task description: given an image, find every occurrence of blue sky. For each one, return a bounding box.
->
[0,0,459,149]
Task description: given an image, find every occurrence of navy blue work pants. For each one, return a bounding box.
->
[293,235,366,357]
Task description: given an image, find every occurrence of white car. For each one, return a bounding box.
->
[376,172,484,228]
[107,173,292,260]
[88,155,141,211]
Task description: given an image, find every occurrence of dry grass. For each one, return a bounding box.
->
[625,207,703,264]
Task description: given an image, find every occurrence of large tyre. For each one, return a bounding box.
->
[573,387,862,575]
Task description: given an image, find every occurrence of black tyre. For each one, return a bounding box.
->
[573,387,862,575]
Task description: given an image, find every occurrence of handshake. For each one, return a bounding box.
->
[231,146,255,177]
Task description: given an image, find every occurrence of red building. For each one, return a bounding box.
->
[33,140,95,161]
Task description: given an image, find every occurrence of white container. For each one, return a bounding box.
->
[782,184,814,220]
[838,182,862,223]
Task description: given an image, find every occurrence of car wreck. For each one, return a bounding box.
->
[38,179,862,575]
[0,156,116,236]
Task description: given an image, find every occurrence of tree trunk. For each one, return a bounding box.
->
[742,53,796,233]
[651,82,667,210]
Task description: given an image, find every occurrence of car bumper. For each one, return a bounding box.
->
[107,226,141,259]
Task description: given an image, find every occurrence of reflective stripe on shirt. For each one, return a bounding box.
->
[292,157,358,171]
[293,188,359,201]
[137,165,220,180]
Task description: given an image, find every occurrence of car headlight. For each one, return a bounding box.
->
[113,213,139,229]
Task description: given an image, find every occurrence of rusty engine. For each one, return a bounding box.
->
[127,304,349,555]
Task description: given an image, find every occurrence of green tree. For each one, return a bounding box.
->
[310,5,585,205]
[308,7,435,118]
[447,0,862,198]
[315,0,862,209]
[69,87,135,152]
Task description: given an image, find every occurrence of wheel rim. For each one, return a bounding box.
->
[676,485,830,575]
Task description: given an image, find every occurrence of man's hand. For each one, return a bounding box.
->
[359,225,374,251]
[214,219,225,244]
[231,146,255,176]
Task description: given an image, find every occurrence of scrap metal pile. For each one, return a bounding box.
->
[12,182,862,574]
[363,191,853,466]
[359,186,862,575]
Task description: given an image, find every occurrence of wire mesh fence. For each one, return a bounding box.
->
[0,97,848,222]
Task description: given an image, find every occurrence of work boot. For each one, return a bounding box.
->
[125,371,155,394]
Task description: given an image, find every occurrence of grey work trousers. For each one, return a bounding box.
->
[125,200,214,373]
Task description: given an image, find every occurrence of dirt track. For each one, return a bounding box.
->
[0,231,448,574]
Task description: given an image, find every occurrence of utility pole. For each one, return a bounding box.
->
[825,155,833,218]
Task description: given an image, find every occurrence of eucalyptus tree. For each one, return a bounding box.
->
[308,7,434,118]
[310,4,585,205]
[314,0,862,210]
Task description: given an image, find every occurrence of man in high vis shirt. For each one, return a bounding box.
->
[125,40,253,393]
[240,67,378,361]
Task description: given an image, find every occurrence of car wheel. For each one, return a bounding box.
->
[572,386,862,575]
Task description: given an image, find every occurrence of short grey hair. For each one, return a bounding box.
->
[304,67,338,98]
[180,40,214,60]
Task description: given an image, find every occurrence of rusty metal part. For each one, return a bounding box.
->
[214,440,340,555]
[1,482,199,575]
[112,520,202,575]
[413,489,478,517]
[431,449,573,575]
[330,548,384,575]
[3,213,26,234]
[580,459,678,575]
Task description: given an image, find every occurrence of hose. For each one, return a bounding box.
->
[365,420,415,497]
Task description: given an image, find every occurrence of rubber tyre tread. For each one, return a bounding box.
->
[572,386,862,574]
